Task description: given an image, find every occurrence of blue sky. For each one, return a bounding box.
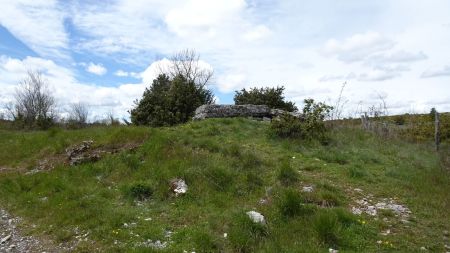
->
[1,0,450,120]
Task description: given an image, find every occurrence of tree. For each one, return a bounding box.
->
[130,74,214,126]
[430,107,437,121]
[160,49,213,87]
[12,70,56,129]
[68,102,89,127]
[234,86,297,112]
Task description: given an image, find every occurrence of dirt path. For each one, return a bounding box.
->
[0,209,62,253]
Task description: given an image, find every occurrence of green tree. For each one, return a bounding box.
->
[234,86,297,112]
[130,74,214,126]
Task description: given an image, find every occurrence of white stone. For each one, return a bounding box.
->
[302,186,314,193]
[246,211,265,224]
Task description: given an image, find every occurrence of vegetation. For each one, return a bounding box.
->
[6,70,56,130]
[234,86,297,112]
[130,74,214,126]
[0,118,448,252]
[270,98,333,141]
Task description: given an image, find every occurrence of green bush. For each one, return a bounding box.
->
[130,74,214,126]
[234,86,297,112]
[270,99,332,141]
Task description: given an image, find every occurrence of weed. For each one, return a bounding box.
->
[229,212,268,253]
[277,160,298,185]
[277,188,314,218]
[314,210,341,247]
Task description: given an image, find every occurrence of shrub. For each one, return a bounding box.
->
[392,115,406,125]
[130,74,214,127]
[270,99,333,141]
[123,182,153,201]
[234,86,297,112]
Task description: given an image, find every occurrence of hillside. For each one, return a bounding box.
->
[0,118,449,252]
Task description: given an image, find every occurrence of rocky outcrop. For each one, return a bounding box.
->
[193,104,302,120]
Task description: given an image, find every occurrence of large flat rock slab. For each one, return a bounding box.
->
[193,104,302,120]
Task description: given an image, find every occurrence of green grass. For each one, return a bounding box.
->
[0,118,449,252]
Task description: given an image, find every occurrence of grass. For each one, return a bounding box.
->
[0,118,449,252]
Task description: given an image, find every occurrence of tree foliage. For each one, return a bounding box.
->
[130,74,214,126]
[234,86,297,112]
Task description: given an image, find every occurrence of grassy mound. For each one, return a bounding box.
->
[0,118,448,252]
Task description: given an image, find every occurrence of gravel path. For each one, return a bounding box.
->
[0,209,59,253]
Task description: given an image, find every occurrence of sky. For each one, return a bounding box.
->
[0,0,449,121]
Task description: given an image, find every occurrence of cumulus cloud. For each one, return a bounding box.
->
[421,65,450,78]
[86,62,107,75]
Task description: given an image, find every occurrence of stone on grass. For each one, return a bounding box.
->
[246,211,265,224]
[170,179,188,196]
[302,186,314,193]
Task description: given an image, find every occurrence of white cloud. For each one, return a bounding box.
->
[242,25,272,42]
[0,0,69,58]
[0,55,145,120]
[86,62,107,76]
[165,0,246,37]
[114,70,129,77]
[421,65,450,78]
[323,32,395,63]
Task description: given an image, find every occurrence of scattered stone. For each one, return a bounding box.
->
[135,239,168,249]
[170,179,188,196]
[329,248,339,253]
[302,186,314,193]
[351,197,411,219]
[354,188,363,192]
[1,234,11,244]
[420,246,427,250]
[66,140,102,166]
[380,229,391,236]
[259,198,269,205]
[223,233,228,238]
[246,211,265,224]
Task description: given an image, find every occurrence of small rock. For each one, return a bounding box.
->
[246,211,265,224]
[223,233,228,238]
[329,248,339,253]
[444,230,449,236]
[1,235,12,244]
[420,246,427,250]
[170,179,188,196]
[302,186,314,193]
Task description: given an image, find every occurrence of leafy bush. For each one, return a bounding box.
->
[234,86,297,112]
[130,74,214,126]
[270,99,333,141]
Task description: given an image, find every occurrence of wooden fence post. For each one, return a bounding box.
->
[435,110,440,151]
